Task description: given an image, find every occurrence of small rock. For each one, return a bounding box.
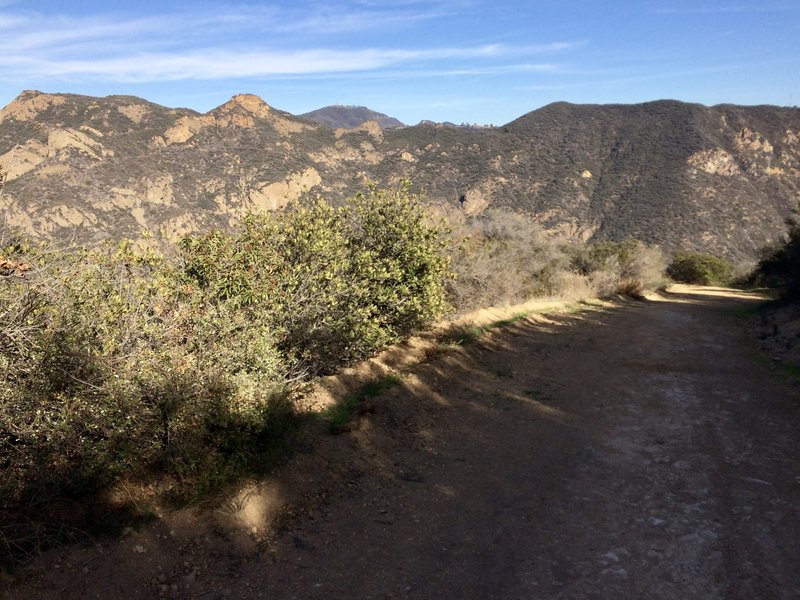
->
[133,545,146,554]
[603,551,620,562]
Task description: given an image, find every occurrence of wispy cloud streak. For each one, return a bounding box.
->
[0,5,579,83]
[1,46,568,82]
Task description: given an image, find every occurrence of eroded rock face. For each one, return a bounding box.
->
[145,175,176,206]
[2,200,99,238]
[219,94,272,119]
[117,104,150,124]
[0,126,111,182]
[162,115,217,145]
[462,177,508,215]
[0,140,48,180]
[248,168,323,212]
[47,128,113,160]
[736,127,773,154]
[688,148,741,176]
[779,130,800,172]
[160,94,311,145]
[336,120,384,143]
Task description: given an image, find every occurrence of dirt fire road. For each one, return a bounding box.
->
[6,286,800,599]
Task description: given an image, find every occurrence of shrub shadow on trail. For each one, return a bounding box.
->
[208,286,792,598]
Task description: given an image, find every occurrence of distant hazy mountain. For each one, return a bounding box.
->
[1,90,799,260]
[300,105,404,129]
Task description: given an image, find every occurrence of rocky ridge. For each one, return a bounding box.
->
[1,90,799,259]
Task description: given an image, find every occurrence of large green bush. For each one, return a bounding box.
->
[180,183,450,375]
[0,241,291,520]
[1,184,450,545]
[666,251,733,286]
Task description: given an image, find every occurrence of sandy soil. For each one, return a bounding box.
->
[3,285,799,599]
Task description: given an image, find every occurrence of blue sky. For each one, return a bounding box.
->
[0,1,798,125]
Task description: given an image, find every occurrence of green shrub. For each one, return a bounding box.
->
[180,183,450,375]
[571,239,640,276]
[345,185,451,337]
[2,181,449,504]
[0,240,292,521]
[666,251,733,286]
[2,184,451,561]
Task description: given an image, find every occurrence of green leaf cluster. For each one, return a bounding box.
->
[179,183,451,375]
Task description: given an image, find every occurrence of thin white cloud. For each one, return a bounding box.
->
[7,16,175,52]
[0,14,24,28]
[270,62,564,83]
[0,45,564,82]
[415,63,561,77]
[272,3,457,34]
[0,4,582,87]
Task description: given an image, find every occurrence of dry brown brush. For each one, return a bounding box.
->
[443,208,665,312]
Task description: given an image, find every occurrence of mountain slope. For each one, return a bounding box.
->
[1,91,799,259]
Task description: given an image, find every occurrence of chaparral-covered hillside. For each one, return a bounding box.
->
[1,90,799,259]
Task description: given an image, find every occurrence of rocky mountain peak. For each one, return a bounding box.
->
[215,94,272,118]
[0,90,67,123]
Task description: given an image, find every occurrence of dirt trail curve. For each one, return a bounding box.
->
[4,285,800,599]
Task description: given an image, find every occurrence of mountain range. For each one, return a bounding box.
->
[1,90,799,259]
